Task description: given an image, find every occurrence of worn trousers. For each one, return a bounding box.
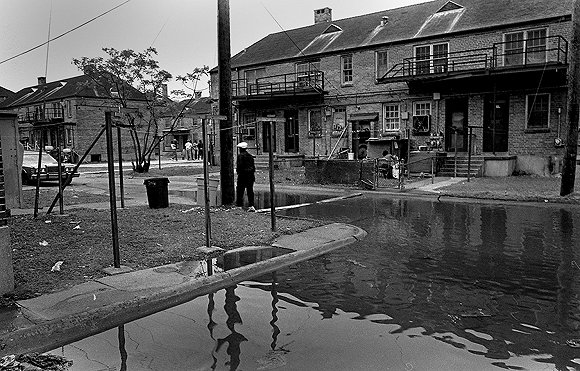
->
[236,180,255,207]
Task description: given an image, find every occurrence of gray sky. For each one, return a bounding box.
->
[0,0,429,95]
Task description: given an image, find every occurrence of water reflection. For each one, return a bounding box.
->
[280,197,580,369]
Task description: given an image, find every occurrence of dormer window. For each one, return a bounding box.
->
[436,1,463,13]
[322,24,342,34]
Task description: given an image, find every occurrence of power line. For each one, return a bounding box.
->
[0,0,131,66]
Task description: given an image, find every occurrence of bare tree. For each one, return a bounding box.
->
[73,47,208,172]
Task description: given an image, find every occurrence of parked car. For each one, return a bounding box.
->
[21,151,79,185]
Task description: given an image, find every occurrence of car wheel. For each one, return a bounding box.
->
[21,171,31,185]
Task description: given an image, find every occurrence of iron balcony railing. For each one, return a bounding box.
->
[232,71,325,98]
[18,106,65,123]
[381,35,568,81]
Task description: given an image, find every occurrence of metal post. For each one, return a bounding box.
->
[158,137,162,170]
[467,127,473,183]
[56,125,64,214]
[105,112,121,268]
[117,125,125,208]
[201,119,212,254]
[47,125,106,214]
[268,121,277,232]
[454,130,458,178]
[33,134,44,218]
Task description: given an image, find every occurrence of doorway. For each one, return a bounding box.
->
[483,95,509,153]
[445,98,468,152]
[352,120,371,159]
[262,121,277,153]
[284,110,299,153]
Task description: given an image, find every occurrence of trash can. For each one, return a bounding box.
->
[144,177,170,208]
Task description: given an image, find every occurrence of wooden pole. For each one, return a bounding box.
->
[467,127,473,183]
[105,112,121,268]
[561,0,580,196]
[218,0,235,205]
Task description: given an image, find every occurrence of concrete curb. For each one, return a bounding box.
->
[0,224,366,356]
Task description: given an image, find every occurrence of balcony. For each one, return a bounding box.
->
[232,71,326,100]
[379,35,568,83]
[18,107,64,124]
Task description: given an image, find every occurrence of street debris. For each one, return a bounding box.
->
[566,339,580,348]
[0,353,72,370]
[44,220,51,224]
[38,241,48,247]
[50,261,64,272]
[72,225,80,230]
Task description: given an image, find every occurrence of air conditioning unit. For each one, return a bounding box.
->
[412,115,431,134]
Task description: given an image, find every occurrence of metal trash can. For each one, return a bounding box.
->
[143,177,170,208]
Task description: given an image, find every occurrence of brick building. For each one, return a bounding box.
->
[211,0,576,176]
[0,75,147,163]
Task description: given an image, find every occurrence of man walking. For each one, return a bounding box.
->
[235,142,256,212]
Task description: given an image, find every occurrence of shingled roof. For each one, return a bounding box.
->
[230,0,573,69]
[0,74,146,109]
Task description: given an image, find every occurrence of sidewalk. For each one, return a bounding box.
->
[0,223,366,357]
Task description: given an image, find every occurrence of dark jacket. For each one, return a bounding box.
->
[236,151,255,182]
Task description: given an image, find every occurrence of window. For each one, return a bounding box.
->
[383,104,400,131]
[241,113,256,140]
[332,107,346,133]
[413,101,432,134]
[504,29,547,66]
[414,43,448,75]
[308,109,323,136]
[244,68,265,94]
[66,100,72,118]
[375,51,389,79]
[526,94,550,129]
[341,55,353,85]
[296,61,321,87]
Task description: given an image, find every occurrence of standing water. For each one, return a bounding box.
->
[49,196,580,370]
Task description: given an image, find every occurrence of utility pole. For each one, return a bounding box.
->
[561,0,580,196]
[218,0,235,205]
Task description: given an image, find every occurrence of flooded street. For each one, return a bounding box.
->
[49,196,580,370]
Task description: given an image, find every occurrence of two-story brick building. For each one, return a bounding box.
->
[211,0,575,176]
[0,75,149,162]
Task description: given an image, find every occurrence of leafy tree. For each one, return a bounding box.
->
[73,47,208,172]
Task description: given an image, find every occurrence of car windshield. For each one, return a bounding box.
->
[22,152,59,167]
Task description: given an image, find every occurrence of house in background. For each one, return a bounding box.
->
[0,87,14,105]
[159,95,213,154]
[0,75,147,162]
[211,0,575,176]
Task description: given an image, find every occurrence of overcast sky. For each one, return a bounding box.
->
[0,0,429,95]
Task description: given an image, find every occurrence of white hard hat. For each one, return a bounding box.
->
[237,142,248,149]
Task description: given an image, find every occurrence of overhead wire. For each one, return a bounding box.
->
[0,0,131,66]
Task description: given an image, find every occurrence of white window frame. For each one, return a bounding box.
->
[413,101,432,117]
[503,28,548,66]
[341,54,353,85]
[382,103,400,131]
[525,93,551,129]
[414,42,449,75]
[375,50,389,80]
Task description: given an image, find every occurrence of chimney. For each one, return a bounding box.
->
[314,7,332,24]
[162,83,168,98]
[37,76,46,85]
[381,16,389,26]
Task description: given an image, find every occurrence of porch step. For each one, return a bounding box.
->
[437,155,484,177]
